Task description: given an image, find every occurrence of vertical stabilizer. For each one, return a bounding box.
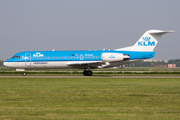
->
[131,30,174,51]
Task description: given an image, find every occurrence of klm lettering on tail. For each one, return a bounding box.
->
[138,41,155,46]
[138,36,155,46]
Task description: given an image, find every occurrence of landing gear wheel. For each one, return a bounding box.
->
[87,71,92,76]
[83,70,93,76]
[22,72,27,76]
[83,71,87,76]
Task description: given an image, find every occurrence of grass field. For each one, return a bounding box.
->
[0,78,180,119]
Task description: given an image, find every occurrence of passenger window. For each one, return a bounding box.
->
[59,57,61,59]
[45,57,47,59]
[56,57,58,59]
[51,57,52,59]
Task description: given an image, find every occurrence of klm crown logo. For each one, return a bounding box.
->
[33,52,44,57]
[109,55,115,59]
[142,36,151,41]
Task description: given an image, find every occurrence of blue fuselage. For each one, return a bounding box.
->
[3,50,155,70]
[6,50,155,62]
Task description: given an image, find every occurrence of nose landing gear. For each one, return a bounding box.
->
[83,70,93,76]
[22,72,27,76]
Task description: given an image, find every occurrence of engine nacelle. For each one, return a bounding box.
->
[101,53,129,62]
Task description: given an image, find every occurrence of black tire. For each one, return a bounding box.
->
[83,71,85,76]
[87,71,92,76]
[83,70,93,76]
[83,71,86,76]
[83,71,88,76]
[22,72,26,76]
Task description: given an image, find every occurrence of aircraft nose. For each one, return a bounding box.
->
[3,62,10,67]
[3,62,7,67]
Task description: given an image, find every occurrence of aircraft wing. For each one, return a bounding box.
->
[67,61,104,69]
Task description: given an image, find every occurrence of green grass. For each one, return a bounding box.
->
[0,78,180,119]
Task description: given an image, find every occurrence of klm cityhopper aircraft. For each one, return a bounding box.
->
[4,30,174,76]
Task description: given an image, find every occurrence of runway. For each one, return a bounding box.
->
[1,75,180,78]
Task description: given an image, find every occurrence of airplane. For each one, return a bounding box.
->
[3,30,174,76]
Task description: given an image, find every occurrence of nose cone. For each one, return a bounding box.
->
[3,59,17,68]
[3,61,8,67]
[3,61,12,68]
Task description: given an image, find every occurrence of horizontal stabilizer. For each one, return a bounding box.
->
[149,30,175,34]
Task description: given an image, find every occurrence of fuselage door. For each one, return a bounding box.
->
[25,53,31,66]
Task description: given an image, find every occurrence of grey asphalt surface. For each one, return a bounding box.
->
[0,76,180,78]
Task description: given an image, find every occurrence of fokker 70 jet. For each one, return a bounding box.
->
[3,30,174,76]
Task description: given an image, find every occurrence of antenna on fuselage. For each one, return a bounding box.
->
[52,49,55,51]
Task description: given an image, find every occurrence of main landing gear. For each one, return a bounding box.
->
[83,70,93,76]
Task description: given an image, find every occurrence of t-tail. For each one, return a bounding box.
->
[116,30,175,51]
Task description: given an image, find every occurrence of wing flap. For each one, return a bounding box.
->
[67,61,104,69]
[67,61,103,66]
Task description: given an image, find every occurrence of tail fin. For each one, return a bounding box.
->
[131,30,174,51]
[116,30,174,51]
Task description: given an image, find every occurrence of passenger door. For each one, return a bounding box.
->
[25,53,31,67]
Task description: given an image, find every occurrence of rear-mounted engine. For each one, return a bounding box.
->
[101,53,129,61]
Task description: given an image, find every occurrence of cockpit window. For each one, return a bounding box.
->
[12,56,21,59]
